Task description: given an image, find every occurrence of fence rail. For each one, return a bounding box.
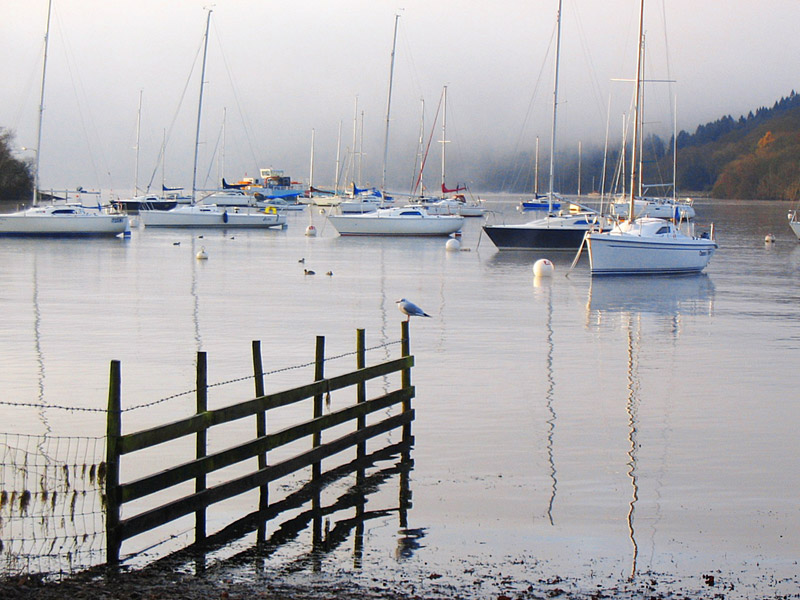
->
[105,323,414,565]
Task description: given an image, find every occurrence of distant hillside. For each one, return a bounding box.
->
[674,91,800,200]
[475,92,800,201]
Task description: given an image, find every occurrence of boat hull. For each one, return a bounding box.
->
[587,232,716,275]
[0,212,129,236]
[483,224,589,249]
[328,211,464,236]
[520,201,561,211]
[788,212,800,240]
[119,200,178,214]
[140,206,286,228]
[483,213,604,250]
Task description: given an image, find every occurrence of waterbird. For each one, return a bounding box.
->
[326,271,333,276]
[298,258,305,263]
[304,268,316,275]
[396,298,431,321]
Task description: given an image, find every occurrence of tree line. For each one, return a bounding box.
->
[473,91,800,200]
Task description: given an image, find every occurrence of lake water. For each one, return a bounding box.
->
[1,197,798,598]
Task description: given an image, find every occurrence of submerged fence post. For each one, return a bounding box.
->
[252,340,268,545]
[105,359,122,566]
[195,351,208,545]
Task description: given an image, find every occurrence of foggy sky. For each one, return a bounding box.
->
[3,0,799,197]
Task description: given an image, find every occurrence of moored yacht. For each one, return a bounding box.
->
[328,205,464,236]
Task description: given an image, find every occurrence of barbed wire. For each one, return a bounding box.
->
[0,339,405,415]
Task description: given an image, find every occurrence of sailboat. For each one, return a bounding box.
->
[140,10,286,230]
[422,86,486,218]
[519,137,561,211]
[482,0,606,250]
[328,17,463,236]
[585,0,716,275]
[0,0,129,237]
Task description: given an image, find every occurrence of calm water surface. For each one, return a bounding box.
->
[1,197,798,597]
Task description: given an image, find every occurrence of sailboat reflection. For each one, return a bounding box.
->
[586,275,715,580]
[624,315,640,580]
[532,276,557,525]
[587,274,715,319]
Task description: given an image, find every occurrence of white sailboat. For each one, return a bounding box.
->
[585,0,716,275]
[328,205,464,236]
[0,0,129,237]
[140,10,285,230]
[423,86,486,218]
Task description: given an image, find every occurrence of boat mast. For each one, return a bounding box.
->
[547,0,563,213]
[440,85,449,198]
[191,8,212,204]
[380,13,400,195]
[33,0,54,205]
[334,120,342,194]
[134,90,143,196]
[534,136,540,197]
[628,0,645,221]
[351,96,359,187]
[308,128,315,191]
[358,109,365,187]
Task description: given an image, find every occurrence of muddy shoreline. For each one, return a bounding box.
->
[2,562,796,600]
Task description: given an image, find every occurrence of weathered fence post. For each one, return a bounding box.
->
[105,359,122,566]
[356,328,366,464]
[355,328,367,564]
[401,320,412,444]
[312,336,325,482]
[312,336,325,552]
[195,351,208,545]
[252,340,268,545]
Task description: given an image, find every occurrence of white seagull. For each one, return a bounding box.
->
[396,298,431,321]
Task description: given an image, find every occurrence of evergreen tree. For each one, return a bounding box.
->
[0,129,33,202]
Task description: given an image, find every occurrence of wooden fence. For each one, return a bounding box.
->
[104,323,414,565]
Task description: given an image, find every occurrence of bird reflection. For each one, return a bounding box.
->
[395,527,426,560]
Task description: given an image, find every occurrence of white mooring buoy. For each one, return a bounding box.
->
[445,238,461,252]
[196,247,208,260]
[533,258,554,277]
[305,224,317,237]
